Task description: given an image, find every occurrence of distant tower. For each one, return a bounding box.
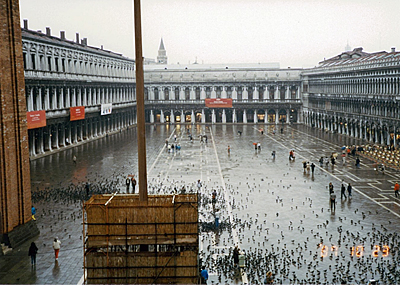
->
[345,41,351,52]
[157,38,167,64]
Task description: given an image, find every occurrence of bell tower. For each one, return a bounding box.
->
[157,38,168,64]
[0,0,39,250]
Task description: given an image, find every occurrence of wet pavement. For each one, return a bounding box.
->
[0,124,399,284]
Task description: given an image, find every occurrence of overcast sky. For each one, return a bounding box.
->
[19,0,400,68]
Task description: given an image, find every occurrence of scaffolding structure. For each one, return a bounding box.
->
[83,194,199,284]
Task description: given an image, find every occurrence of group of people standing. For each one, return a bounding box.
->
[125,176,137,193]
[329,181,352,212]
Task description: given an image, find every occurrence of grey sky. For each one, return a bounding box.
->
[19,0,400,68]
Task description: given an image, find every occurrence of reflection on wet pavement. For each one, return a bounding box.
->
[1,124,399,284]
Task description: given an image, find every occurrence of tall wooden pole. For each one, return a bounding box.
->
[133,0,148,201]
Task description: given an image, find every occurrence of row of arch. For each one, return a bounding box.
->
[145,85,300,101]
[28,110,136,156]
[22,39,135,79]
[146,108,299,124]
[304,110,400,147]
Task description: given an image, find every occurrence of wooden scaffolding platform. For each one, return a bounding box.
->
[83,194,199,284]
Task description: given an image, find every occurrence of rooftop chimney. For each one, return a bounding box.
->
[46,27,51,36]
[76,33,79,44]
[23,19,28,30]
[101,45,103,50]
[60,31,65,40]
[391,47,396,53]
[81,38,87,46]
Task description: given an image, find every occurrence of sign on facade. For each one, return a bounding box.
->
[101,103,112,115]
[205,98,232,108]
[70,106,85,121]
[27,110,46,129]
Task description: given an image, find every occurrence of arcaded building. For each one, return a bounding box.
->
[302,47,400,148]
[21,21,400,158]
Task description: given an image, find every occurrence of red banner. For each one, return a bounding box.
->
[70,106,85,121]
[27,110,46,129]
[205,98,232,108]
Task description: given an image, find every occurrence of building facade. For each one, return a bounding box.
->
[302,47,400,148]
[21,21,400,159]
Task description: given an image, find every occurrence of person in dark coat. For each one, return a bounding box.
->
[233,246,240,267]
[28,242,38,265]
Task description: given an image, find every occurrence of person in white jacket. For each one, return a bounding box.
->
[53,237,61,260]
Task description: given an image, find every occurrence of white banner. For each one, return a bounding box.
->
[101,103,112,115]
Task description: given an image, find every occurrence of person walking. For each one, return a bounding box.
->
[72,155,77,165]
[264,271,274,284]
[228,145,231,155]
[394,182,400,198]
[329,182,334,194]
[28,242,38,265]
[125,177,131,192]
[319,157,324,167]
[200,266,209,284]
[197,180,202,191]
[310,163,315,174]
[233,246,240,267]
[271,150,276,159]
[31,206,36,221]
[347,183,352,198]
[330,191,337,212]
[131,177,137,194]
[355,157,361,168]
[53,237,61,260]
[341,182,347,199]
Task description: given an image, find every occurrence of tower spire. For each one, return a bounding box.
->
[157,38,167,64]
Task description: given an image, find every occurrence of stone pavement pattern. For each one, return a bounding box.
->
[0,124,399,284]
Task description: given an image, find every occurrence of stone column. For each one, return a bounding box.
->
[232,87,237,100]
[44,87,50,110]
[221,87,227,99]
[243,110,247,123]
[243,87,248,100]
[179,87,185,100]
[233,109,237,123]
[27,87,34,111]
[83,88,87,106]
[275,86,279,100]
[264,110,268,123]
[191,110,195,124]
[181,110,185,123]
[211,86,216,99]
[150,110,154,123]
[211,109,216,123]
[77,88,82,106]
[200,86,206,100]
[286,86,290,100]
[71,88,76,107]
[286,109,290,123]
[222,109,226,123]
[190,87,195,100]
[65,88,70,108]
[37,87,43,110]
[160,110,165,123]
[170,109,175,123]
[253,110,257,123]
[59,88,64,109]
[160,88,165,101]
[201,109,206,123]
[275,110,279,124]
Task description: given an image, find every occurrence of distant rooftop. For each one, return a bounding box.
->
[144,62,281,71]
[318,47,400,68]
